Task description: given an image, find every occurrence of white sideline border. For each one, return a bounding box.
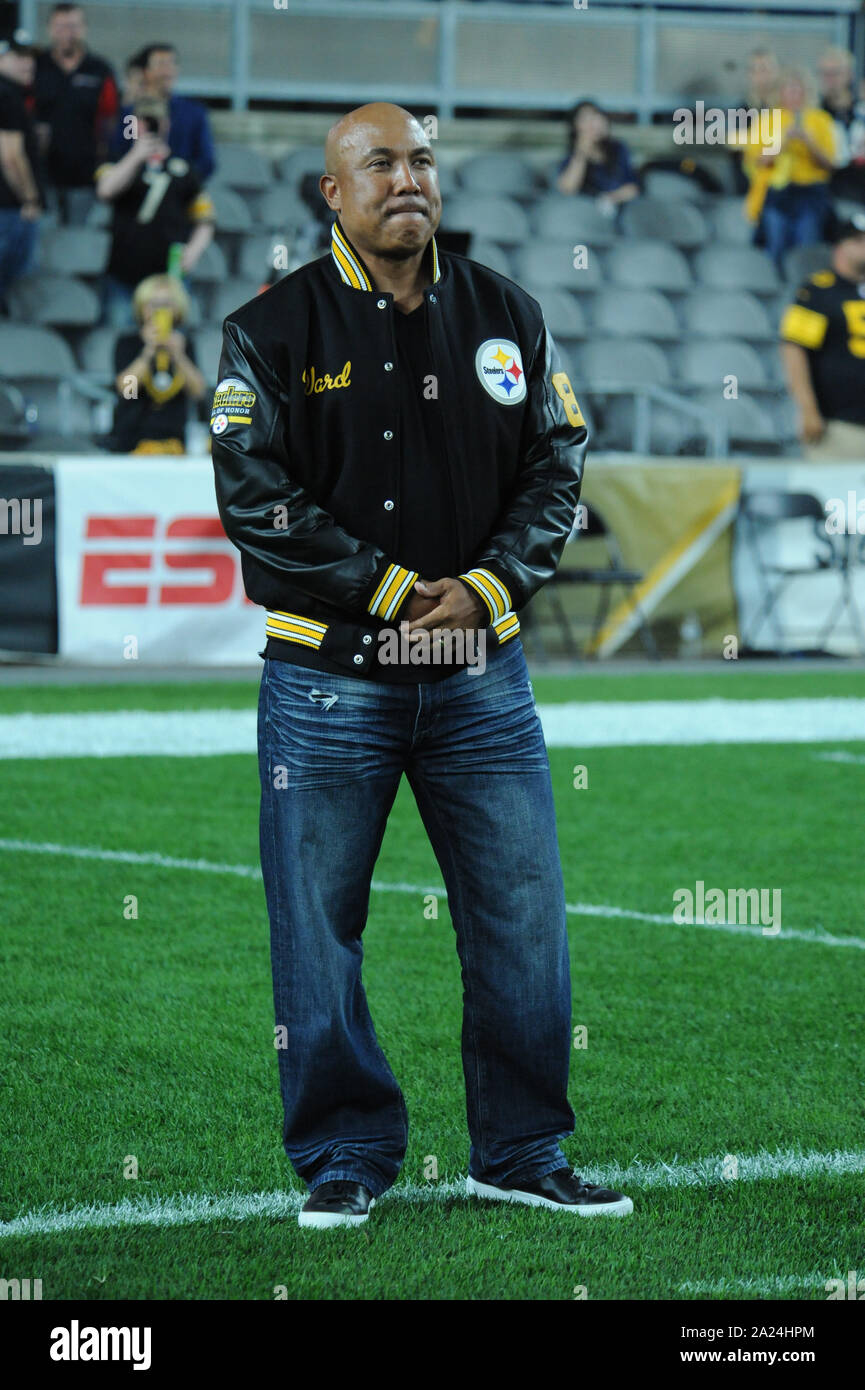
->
[2,1147,864,1240]
[0,838,862,949]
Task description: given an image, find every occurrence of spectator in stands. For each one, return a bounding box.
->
[96,95,215,327]
[779,212,865,460]
[109,43,215,182]
[730,47,780,196]
[108,272,205,453]
[33,3,118,220]
[555,101,639,216]
[121,49,146,109]
[0,33,44,312]
[817,47,865,205]
[747,68,837,272]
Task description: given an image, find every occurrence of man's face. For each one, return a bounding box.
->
[322,113,442,261]
[749,56,777,94]
[817,58,849,97]
[49,8,85,52]
[0,51,34,85]
[838,233,865,279]
[145,49,178,96]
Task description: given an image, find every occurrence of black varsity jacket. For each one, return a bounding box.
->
[210,219,589,678]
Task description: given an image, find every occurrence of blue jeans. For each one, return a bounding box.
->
[257,640,576,1197]
[0,208,39,302]
[761,183,829,273]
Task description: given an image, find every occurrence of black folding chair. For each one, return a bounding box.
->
[525,501,658,659]
[739,489,865,654]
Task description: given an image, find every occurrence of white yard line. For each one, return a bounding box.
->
[2,1147,862,1240]
[0,698,863,758]
[0,838,862,949]
[678,1273,836,1296]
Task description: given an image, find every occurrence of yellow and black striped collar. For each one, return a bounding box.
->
[330,219,441,291]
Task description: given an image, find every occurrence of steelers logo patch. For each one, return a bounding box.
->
[210,376,256,434]
[474,339,527,406]
[211,413,229,435]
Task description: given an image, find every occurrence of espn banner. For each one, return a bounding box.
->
[40,454,865,663]
[53,457,261,664]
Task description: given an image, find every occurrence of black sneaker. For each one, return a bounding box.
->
[298,1179,376,1229]
[467,1167,633,1216]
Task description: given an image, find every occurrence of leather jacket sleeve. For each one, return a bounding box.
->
[211,318,420,623]
[458,324,588,622]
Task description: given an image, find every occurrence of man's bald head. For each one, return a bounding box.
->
[320,103,442,265]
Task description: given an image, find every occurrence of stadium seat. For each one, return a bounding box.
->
[186,240,228,283]
[8,274,100,327]
[207,185,254,236]
[783,243,833,284]
[578,336,672,388]
[605,240,692,291]
[709,197,756,246]
[620,198,708,249]
[441,195,530,246]
[513,241,603,291]
[212,142,272,192]
[469,240,512,277]
[196,327,227,385]
[642,170,705,202]
[521,287,588,340]
[600,395,704,454]
[38,226,110,277]
[530,194,618,247]
[0,324,76,378]
[694,389,778,448]
[590,288,680,341]
[77,325,122,379]
[257,186,315,232]
[693,246,780,294]
[456,152,538,198]
[237,234,291,282]
[210,279,262,323]
[276,146,326,190]
[681,290,775,341]
[677,338,768,389]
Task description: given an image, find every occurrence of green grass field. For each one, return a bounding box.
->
[1,665,863,1300]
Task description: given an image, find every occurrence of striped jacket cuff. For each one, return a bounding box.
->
[368,562,419,622]
[458,567,513,624]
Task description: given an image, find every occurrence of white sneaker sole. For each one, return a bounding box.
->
[466,1175,633,1216]
[298,1198,375,1229]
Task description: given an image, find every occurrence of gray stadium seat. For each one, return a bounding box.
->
[257,186,315,232]
[212,143,272,192]
[456,152,538,198]
[530,194,618,247]
[677,338,768,388]
[578,337,672,388]
[521,287,588,340]
[513,241,603,291]
[8,273,100,327]
[238,234,292,282]
[197,327,228,385]
[590,288,680,341]
[469,240,512,277]
[210,279,261,323]
[681,290,774,341]
[276,146,325,190]
[783,243,833,285]
[441,195,530,246]
[620,198,708,249]
[187,240,228,284]
[601,396,698,454]
[605,240,691,291]
[693,246,780,294]
[0,324,77,377]
[77,325,122,378]
[709,197,756,246]
[208,185,254,235]
[694,389,778,447]
[433,164,459,199]
[38,226,110,276]
[642,170,704,202]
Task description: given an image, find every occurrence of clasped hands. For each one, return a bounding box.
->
[402,577,488,642]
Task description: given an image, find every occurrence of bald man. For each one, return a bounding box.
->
[211,103,633,1227]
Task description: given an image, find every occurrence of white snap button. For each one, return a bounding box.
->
[377,298,387,309]
[362,633,372,645]
[384,361,394,371]
[384,499,394,510]
[383,429,393,440]
[429,294,437,304]
[353,654,364,665]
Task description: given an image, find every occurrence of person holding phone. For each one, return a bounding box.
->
[107,272,205,454]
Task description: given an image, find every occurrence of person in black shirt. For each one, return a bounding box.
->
[109,272,205,453]
[780,212,865,459]
[95,94,214,327]
[33,3,118,216]
[0,33,43,309]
